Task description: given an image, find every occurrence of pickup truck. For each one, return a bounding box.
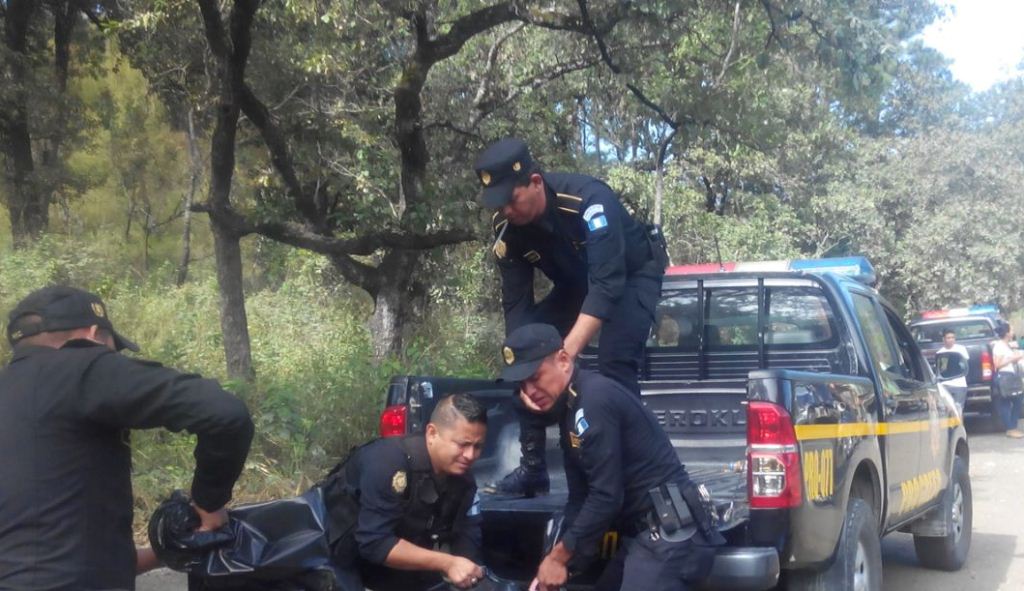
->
[909,308,1000,416]
[377,257,971,590]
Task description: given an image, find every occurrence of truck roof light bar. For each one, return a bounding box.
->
[919,304,1001,320]
[667,256,876,285]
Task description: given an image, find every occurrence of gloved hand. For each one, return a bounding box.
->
[147,490,235,571]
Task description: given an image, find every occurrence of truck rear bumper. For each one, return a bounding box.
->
[700,546,780,591]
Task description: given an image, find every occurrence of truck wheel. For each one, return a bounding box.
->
[913,456,972,571]
[787,498,882,591]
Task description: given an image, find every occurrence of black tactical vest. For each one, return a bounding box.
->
[319,435,472,562]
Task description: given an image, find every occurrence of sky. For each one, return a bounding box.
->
[920,0,1024,92]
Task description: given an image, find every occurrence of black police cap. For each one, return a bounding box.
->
[474,138,534,209]
[499,323,563,382]
[6,285,139,351]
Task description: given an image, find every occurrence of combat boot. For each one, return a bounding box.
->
[487,465,550,497]
[486,422,549,497]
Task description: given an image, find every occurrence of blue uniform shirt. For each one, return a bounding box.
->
[558,369,688,555]
[493,173,662,332]
[345,436,482,565]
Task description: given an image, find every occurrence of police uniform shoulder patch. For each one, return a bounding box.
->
[574,408,590,435]
[391,470,407,494]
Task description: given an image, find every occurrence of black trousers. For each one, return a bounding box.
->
[515,275,661,468]
[593,533,715,591]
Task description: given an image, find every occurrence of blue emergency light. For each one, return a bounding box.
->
[789,257,876,285]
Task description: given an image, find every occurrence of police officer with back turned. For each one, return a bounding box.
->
[474,138,668,496]
[499,323,722,591]
[0,285,254,591]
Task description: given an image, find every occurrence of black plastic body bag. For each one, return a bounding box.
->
[149,488,341,590]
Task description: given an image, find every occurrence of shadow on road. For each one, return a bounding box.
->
[881,531,1018,591]
[963,412,1002,436]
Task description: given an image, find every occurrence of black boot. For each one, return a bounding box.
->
[486,422,549,497]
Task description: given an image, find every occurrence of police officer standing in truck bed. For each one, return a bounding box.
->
[498,324,722,591]
[474,138,667,497]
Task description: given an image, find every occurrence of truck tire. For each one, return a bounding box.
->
[913,456,972,571]
[787,498,882,591]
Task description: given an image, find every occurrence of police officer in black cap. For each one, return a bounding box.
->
[321,393,488,590]
[0,285,254,590]
[475,138,668,496]
[498,324,722,591]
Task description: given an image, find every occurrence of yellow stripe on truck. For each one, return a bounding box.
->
[794,416,961,441]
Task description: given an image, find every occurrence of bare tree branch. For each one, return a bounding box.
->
[715,1,742,86]
[575,0,620,73]
[192,202,477,257]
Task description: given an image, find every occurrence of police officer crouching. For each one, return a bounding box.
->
[322,393,488,590]
[499,324,724,591]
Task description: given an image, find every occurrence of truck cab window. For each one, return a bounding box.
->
[648,285,838,352]
[851,293,900,377]
[764,287,837,346]
[884,309,927,382]
[648,289,699,350]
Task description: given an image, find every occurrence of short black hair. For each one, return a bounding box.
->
[942,329,955,337]
[430,393,487,427]
[995,322,1011,338]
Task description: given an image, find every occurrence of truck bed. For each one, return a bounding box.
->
[476,379,751,532]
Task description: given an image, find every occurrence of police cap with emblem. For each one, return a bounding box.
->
[475,137,534,209]
[6,285,139,351]
[499,323,563,382]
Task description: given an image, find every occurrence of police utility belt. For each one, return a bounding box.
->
[644,481,726,545]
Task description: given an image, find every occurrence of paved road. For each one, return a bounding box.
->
[880,414,1024,591]
[138,415,1024,591]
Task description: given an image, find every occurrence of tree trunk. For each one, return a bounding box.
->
[39,0,78,230]
[2,0,44,247]
[202,0,255,381]
[367,250,420,359]
[177,109,200,286]
[212,218,255,381]
[3,118,44,247]
[653,128,677,227]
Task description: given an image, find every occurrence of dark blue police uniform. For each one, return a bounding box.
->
[320,435,482,591]
[476,138,668,497]
[492,171,664,393]
[558,369,719,591]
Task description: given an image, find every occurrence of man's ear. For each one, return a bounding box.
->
[425,422,438,440]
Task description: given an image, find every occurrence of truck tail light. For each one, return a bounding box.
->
[747,401,802,509]
[981,350,993,381]
[379,405,408,437]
